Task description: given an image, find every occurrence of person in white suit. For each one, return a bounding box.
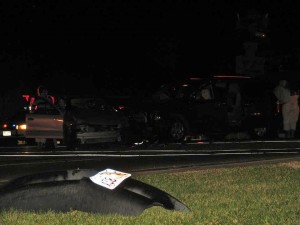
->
[273,80,299,138]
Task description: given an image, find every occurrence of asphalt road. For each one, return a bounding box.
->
[0,139,300,188]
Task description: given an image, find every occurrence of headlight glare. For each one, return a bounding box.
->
[16,124,27,130]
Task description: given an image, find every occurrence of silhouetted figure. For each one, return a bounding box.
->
[227,83,242,126]
[31,85,57,148]
[273,80,299,138]
[32,85,54,112]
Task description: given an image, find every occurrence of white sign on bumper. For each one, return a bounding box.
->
[3,131,11,136]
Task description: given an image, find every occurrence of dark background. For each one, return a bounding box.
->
[1,0,300,95]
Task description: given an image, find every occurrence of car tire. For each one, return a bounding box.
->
[168,117,188,142]
[63,124,77,150]
[120,127,135,146]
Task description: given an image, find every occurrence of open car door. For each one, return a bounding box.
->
[25,101,63,141]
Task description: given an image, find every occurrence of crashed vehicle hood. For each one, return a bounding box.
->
[70,108,127,125]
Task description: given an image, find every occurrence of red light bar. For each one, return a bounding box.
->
[22,95,30,102]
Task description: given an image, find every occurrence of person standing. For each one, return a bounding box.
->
[227,82,242,126]
[37,85,53,102]
[31,85,54,112]
[31,85,57,148]
[285,85,299,138]
[273,80,299,138]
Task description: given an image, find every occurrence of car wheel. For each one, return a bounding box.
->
[120,127,135,146]
[63,124,77,150]
[168,118,187,142]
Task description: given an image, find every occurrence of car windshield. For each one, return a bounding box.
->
[70,98,111,110]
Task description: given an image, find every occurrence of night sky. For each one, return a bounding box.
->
[1,0,300,94]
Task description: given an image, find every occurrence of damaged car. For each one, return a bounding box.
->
[25,95,130,149]
[115,75,276,143]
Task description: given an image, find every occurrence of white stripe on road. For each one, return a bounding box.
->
[0,148,300,155]
[0,151,299,159]
[0,180,9,184]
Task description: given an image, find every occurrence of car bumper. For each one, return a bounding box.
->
[0,130,26,145]
[77,130,122,144]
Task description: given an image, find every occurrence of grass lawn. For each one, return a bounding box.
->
[0,160,299,225]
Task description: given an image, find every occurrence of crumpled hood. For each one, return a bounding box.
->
[71,108,127,125]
